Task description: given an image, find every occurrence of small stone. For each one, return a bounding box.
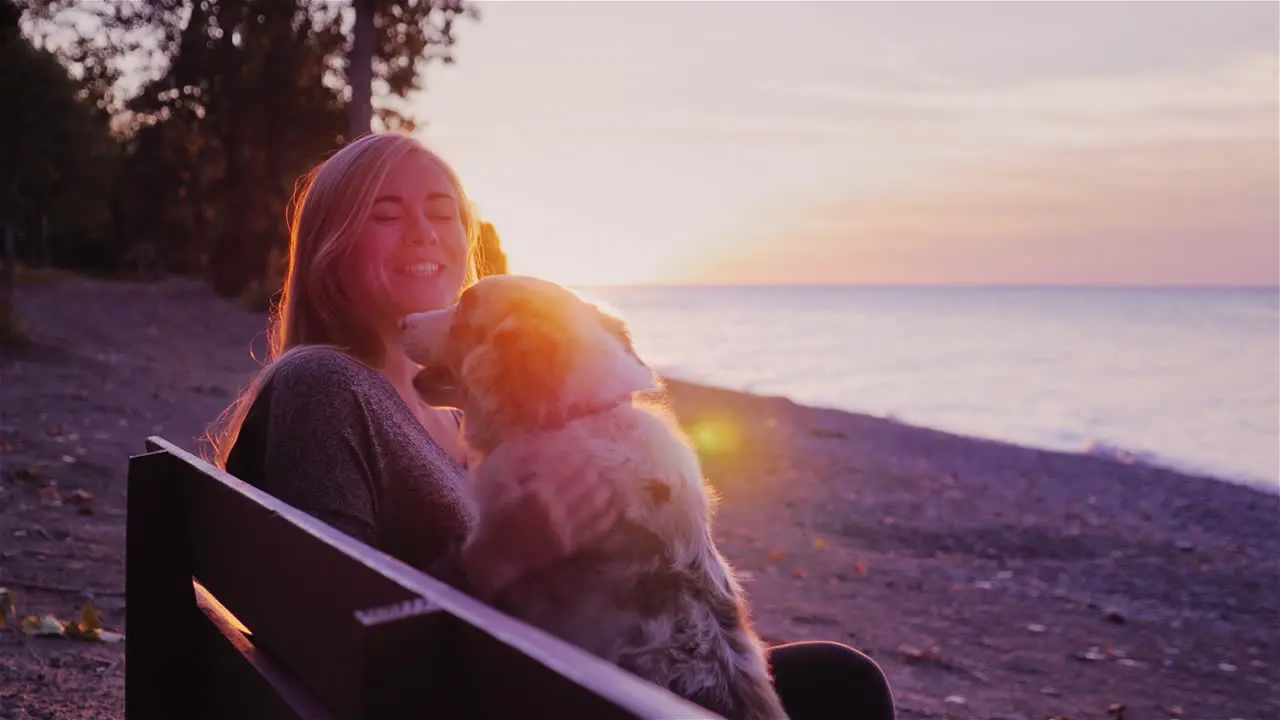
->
[995,570,1013,580]
[974,581,993,590]
[943,695,965,705]
[1218,662,1237,672]
[1026,623,1047,633]
[1175,540,1195,552]
[39,487,62,507]
[1039,686,1060,696]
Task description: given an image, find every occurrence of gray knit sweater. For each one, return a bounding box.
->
[224,347,478,589]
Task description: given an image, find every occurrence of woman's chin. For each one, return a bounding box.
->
[395,280,457,314]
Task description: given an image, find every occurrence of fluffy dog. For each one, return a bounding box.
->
[401,275,788,720]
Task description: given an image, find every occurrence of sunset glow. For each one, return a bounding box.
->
[416,2,1278,287]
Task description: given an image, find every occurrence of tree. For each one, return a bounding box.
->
[347,0,479,138]
[20,0,481,298]
[1,0,118,271]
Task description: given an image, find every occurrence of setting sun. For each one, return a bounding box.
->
[443,144,768,286]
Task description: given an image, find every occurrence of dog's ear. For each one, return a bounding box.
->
[490,315,571,423]
[598,310,640,362]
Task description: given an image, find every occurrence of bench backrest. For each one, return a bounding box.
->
[125,436,721,719]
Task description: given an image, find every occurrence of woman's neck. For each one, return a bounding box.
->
[377,337,425,408]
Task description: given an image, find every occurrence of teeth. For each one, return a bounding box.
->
[405,263,440,276]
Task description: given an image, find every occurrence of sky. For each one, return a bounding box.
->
[412,1,1279,287]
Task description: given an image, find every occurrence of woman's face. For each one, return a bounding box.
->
[345,151,469,330]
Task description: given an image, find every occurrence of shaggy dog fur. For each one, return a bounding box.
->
[401,275,789,720]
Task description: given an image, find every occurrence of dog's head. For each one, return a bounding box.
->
[401,275,659,447]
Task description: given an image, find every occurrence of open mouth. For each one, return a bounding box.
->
[403,262,442,277]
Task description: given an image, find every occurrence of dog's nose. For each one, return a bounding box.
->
[398,317,409,332]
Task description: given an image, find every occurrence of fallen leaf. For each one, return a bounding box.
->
[792,568,806,579]
[853,562,869,576]
[80,602,103,632]
[0,587,15,629]
[767,550,787,562]
[811,538,827,550]
[21,614,65,637]
[67,489,94,515]
[897,644,941,664]
[59,602,124,643]
[9,466,41,482]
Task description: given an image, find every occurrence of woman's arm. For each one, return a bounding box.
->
[256,360,381,546]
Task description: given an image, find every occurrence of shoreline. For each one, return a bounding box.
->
[2,276,1278,720]
[657,371,1278,497]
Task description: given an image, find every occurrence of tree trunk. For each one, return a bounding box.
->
[347,0,375,140]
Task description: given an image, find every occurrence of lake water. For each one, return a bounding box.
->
[576,285,1280,492]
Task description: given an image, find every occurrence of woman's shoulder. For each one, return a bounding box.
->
[259,346,404,424]
[268,346,387,394]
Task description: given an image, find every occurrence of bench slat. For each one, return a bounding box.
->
[194,581,336,720]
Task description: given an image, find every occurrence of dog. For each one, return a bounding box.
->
[401,275,789,720]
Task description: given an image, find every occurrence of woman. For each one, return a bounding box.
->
[208,131,895,719]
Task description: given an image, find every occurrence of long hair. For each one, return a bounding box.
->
[204,132,481,467]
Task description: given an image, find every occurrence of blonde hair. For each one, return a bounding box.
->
[205,132,481,467]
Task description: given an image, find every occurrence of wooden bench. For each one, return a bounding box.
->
[126,436,721,719]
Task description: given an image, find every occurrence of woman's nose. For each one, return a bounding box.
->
[408,212,440,246]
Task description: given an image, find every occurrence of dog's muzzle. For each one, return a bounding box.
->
[401,305,457,361]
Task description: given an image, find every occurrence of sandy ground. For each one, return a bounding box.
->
[1,275,1277,720]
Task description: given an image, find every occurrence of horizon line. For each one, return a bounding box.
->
[566,281,1280,291]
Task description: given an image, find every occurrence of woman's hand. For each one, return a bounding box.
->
[460,449,620,601]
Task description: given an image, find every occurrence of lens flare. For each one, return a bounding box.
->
[688,417,743,457]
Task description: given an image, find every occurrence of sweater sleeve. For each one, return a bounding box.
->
[258,354,381,546]
[242,349,479,596]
